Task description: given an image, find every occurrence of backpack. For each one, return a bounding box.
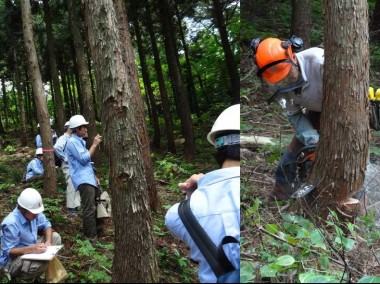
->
[54,151,62,167]
[178,199,240,283]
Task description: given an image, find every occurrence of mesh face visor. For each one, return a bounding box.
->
[266,78,305,104]
[215,134,240,149]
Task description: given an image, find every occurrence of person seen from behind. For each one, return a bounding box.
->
[0,188,62,282]
[65,115,102,243]
[54,121,81,217]
[165,104,240,283]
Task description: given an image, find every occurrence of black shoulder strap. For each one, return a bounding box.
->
[178,199,236,277]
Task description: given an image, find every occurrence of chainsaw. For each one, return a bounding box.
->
[291,144,317,198]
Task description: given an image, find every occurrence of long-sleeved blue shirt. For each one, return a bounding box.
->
[65,134,97,190]
[35,134,42,148]
[165,167,240,283]
[0,207,51,267]
[25,158,44,181]
[54,133,70,163]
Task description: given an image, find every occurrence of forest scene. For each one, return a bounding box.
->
[241,0,380,283]
[0,0,239,283]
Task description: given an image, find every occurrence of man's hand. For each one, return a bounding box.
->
[178,173,204,198]
[93,134,102,147]
[32,243,47,254]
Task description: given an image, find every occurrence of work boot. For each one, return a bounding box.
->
[267,182,295,201]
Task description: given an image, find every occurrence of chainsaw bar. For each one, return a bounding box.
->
[291,183,316,198]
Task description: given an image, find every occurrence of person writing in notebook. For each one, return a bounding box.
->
[0,188,61,282]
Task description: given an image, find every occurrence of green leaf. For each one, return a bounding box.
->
[299,273,339,283]
[240,261,255,283]
[296,227,310,239]
[319,254,330,270]
[285,235,299,245]
[310,229,326,250]
[342,237,355,251]
[275,255,295,266]
[357,276,380,283]
[260,264,277,277]
[265,224,279,234]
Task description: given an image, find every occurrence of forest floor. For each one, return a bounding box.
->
[0,127,224,283]
[240,69,380,282]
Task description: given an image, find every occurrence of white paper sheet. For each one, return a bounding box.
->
[20,245,63,261]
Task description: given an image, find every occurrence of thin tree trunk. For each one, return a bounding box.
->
[212,0,240,104]
[43,0,65,134]
[2,77,9,129]
[146,0,176,153]
[68,0,98,155]
[21,0,57,196]
[13,47,27,146]
[158,0,195,160]
[133,15,161,150]
[291,0,311,48]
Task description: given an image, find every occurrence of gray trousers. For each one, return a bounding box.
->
[4,232,61,281]
[62,163,80,209]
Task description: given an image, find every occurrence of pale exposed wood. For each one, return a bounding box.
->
[241,134,278,146]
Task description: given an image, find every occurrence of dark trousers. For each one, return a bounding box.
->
[274,111,321,186]
[78,184,100,238]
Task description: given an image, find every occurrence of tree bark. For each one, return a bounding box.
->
[43,0,65,135]
[83,0,158,282]
[133,14,161,150]
[158,0,195,160]
[291,0,311,48]
[67,0,98,160]
[306,0,370,218]
[13,47,27,146]
[21,0,57,196]
[211,0,240,104]
[145,0,176,154]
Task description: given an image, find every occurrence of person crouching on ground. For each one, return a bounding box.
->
[0,188,62,282]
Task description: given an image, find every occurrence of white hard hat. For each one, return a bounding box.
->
[36,148,43,156]
[69,115,89,129]
[64,121,70,127]
[17,188,44,214]
[207,104,240,146]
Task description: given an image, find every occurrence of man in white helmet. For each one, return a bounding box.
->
[54,121,81,217]
[165,104,240,283]
[65,115,102,243]
[23,148,44,183]
[35,120,58,149]
[0,188,61,282]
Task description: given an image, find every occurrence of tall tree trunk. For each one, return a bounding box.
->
[370,0,380,42]
[1,77,9,129]
[212,0,240,104]
[13,47,27,146]
[87,51,100,121]
[291,0,311,48]
[133,15,161,150]
[83,0,158,282]
[174,2,200,116]
[158,0,195,160]
[146,0,176,154]
[67,0,98,161]
[306,0,369,218]
[43,0,65,135]
[21,0,57,196]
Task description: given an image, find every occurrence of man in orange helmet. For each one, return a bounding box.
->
[252,36,324,200]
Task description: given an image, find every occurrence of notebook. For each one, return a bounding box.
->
[20,245,63,261]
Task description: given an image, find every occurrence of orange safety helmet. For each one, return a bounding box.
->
[255,38,296,83]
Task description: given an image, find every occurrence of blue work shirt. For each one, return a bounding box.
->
[25,158,44,181]
[54,133,70,162]
[35,134,42,148]
[0,207,51,267]
[165,167,240,283]
[65,134,97,190]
